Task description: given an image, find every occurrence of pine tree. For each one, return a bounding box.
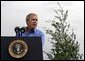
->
[44,3,83,60]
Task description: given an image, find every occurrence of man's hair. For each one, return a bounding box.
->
[26,13,37,21]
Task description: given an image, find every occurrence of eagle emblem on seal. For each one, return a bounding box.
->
[8,40,28,58]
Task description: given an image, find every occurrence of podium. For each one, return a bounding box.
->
[1,36,43,60]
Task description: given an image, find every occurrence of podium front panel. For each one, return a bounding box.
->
[1,36,43,60]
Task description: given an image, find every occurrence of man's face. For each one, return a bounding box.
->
[26,15,38,29]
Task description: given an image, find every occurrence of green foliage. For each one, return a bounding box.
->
[45,3,83,60]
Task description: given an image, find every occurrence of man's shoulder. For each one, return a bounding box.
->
[35,29,44,35]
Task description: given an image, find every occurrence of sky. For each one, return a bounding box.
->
[1,1,84,60]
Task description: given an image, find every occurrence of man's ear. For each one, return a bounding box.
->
[26,20,28,25]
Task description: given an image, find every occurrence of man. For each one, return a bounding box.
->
[20,13,45,46]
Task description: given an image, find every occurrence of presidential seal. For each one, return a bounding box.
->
[8,40,28,58]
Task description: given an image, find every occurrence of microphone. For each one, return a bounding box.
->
[20,27,25,35]
[14,27,21,36]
